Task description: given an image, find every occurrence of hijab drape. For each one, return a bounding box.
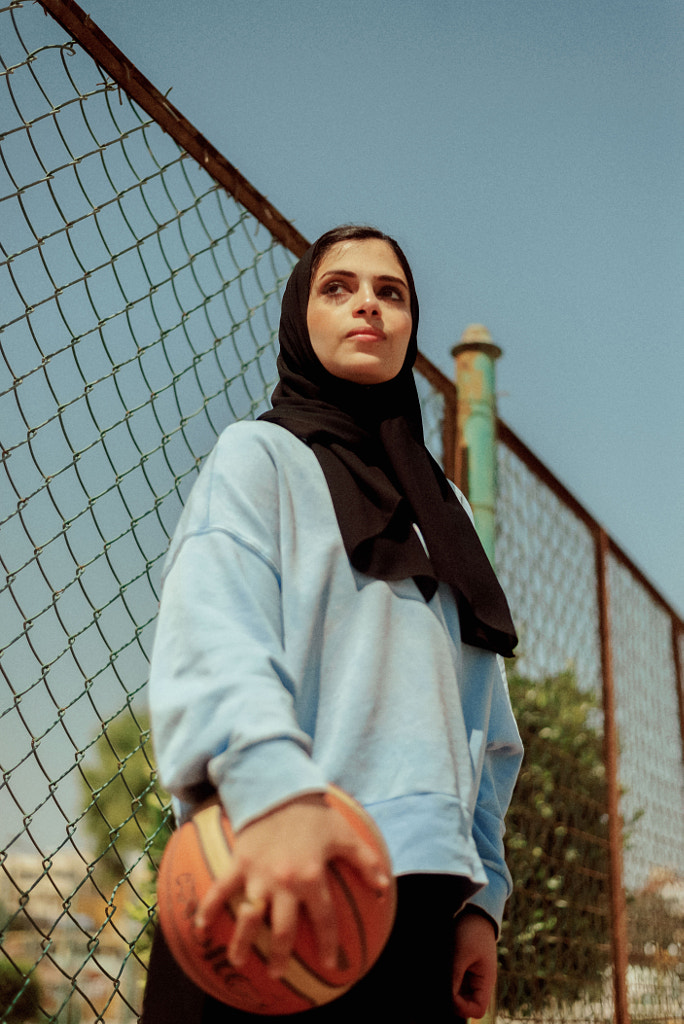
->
[259,237,517,657]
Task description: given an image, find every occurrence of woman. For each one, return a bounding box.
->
[145,226,522,1023]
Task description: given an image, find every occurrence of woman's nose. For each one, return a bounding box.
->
[354,285,379,316]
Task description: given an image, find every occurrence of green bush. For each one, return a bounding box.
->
[0,959,42,1024]
[498,669,611,1017]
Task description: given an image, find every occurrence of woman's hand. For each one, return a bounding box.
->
[451,910,498,1019]
[194,793,390,978]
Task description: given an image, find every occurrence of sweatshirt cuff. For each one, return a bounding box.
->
[208,737,329,832]
[464,868,510,938]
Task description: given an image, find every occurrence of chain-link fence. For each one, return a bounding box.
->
[1,2,296,1019]
[495,426,684,1023]
[2,2,682,1023]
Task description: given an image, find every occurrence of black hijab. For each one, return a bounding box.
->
[259,228,517,657]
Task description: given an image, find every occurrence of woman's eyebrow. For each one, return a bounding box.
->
[319,269,407,288]
[318,269,356,280]
[376,274,408,288]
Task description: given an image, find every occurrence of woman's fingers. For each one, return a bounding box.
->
[193,798,392,978]
[266,890,300,977]
[229,893,269,967]
[194,867,242,933]
[298,879,338,973]
[195,875,340,978]
[331,833,391,894]
[451,912,497,1018]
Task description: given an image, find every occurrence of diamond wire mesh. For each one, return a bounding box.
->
[0,5,452,1021]
[607,557,684,1022]
[416,369,447,467]
[496,442,603,689]
[496,439,684,1022]
[1,3,294,1019]
[495,441,612,1021]
[2,3,683,1023]
[608,557,684,891]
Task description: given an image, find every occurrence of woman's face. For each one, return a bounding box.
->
[307,238,413,384]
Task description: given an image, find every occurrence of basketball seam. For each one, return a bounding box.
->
[327,860,368,970]
[158,845,219,994]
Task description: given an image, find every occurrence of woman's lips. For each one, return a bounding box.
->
[346,328,386,341]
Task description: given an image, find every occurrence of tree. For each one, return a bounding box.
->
[497,669,611,1017]
[80,708,172,886]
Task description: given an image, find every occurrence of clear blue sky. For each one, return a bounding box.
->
[84,0,684,614]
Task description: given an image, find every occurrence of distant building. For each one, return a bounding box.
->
[1,849,149,1023]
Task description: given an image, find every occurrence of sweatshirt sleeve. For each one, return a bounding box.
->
[148,430,328,830]
[466,655,523,932]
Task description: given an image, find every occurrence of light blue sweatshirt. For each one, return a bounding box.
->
[149,421,523,927]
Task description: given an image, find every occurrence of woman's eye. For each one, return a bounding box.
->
[323,281,347,296]
[379,285,403,301]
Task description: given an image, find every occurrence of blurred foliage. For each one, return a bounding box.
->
[0,960,42,1023]
[80,709,172,887]
[498,669,611,1017]
[80,710,173,966]
[628,871,684,963]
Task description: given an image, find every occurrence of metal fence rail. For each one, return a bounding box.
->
[1,2,682,1022]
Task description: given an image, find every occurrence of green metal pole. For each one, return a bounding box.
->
[452,325,502,567]
[451,323,503,1024]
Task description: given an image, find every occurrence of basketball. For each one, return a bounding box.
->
[156,786,397,1015]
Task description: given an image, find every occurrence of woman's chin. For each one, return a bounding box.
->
[327,355,402,386]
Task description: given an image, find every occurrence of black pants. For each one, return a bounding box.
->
[141,875,473,1024]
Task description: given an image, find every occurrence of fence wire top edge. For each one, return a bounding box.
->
[498,417,684,629]
[36,0,310,258]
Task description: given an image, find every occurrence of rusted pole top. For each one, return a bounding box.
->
[452,325,502,565]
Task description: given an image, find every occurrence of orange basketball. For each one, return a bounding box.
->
[156,786,397,1015]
